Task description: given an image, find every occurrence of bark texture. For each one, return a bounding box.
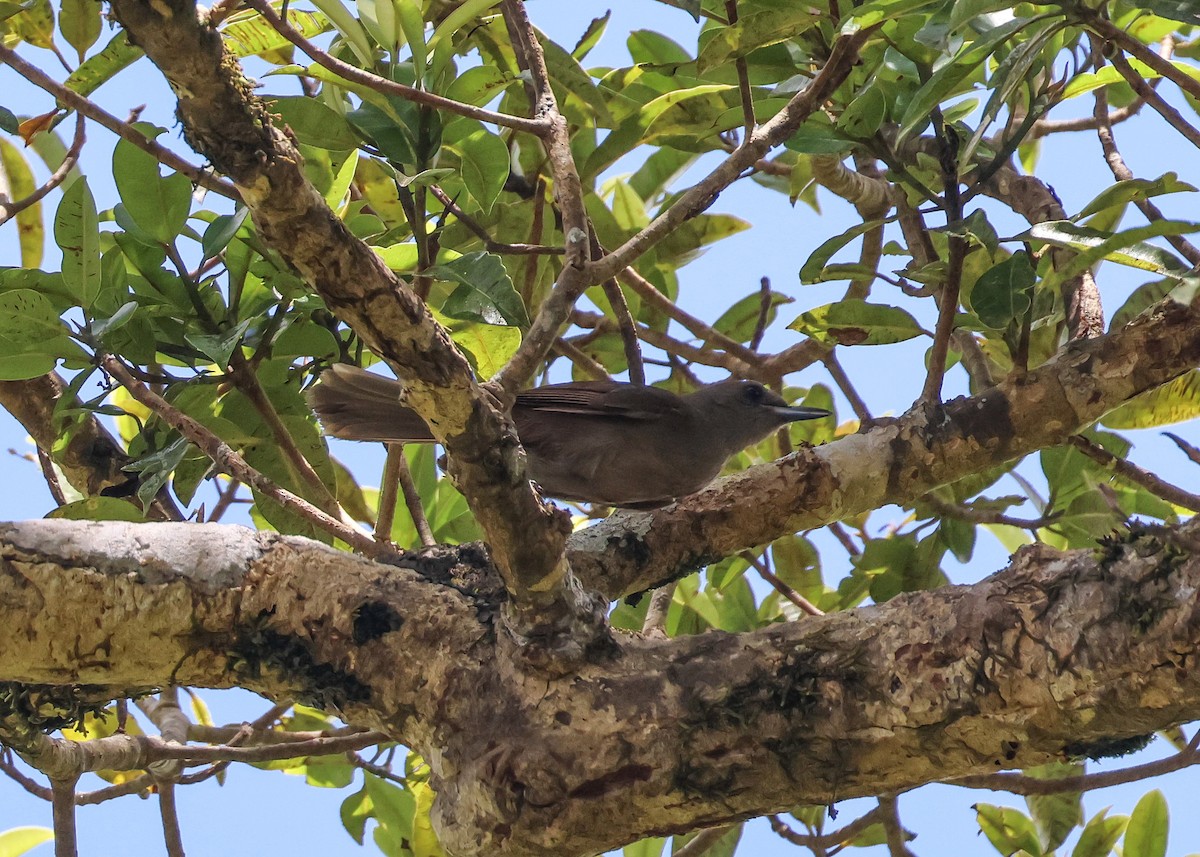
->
[3,519,1199,856]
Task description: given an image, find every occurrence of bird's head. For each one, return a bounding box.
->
[694,379,831,452]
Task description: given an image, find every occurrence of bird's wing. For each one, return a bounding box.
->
[515,381,683,420]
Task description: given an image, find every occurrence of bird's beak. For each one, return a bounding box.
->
[771,405,832,422]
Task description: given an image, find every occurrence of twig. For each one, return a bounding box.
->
[36,447,69,507]
[618,267,761,364]
[591,28,873,283]
[1087,14,1200,103]
[490,0,592,397]
[768,807,886,850]
[1068,435,1200,513]
[205,478,242,523]
[51,777,79,857]
[724,0,756,140]
[395,450,436,547]
[374,444,402,545]
[824,352,871,422]
[1093,81,1200,266]
[950,740,1200,794]
[920,493,1055,529]
[550,338,609,380]
[877,795,914,857]
[749,277,773,352]
[827,522,860,556]
[0,112,84,224]
[674,825,736,857]
[0,45,238,200]
[920,114,966,405]
[228,352,344,517]
[1107,50,1200,150]
[101,356,391,558]
[741,551,824,617]
[241,0,547,135]
[600,277,645,385]
[159,782,186,857]
[427,185,564,255]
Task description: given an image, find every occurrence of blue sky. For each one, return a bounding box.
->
[2,1,1200,855]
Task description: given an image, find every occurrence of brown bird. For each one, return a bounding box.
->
[308,364,831,509]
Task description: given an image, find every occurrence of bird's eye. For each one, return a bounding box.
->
[742,383,766,403]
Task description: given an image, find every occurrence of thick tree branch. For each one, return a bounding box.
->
[568,297,1200,598]
[103,0,572,607]
[3,518,1200,856]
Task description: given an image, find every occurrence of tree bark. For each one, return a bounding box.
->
[3,518,1199,856]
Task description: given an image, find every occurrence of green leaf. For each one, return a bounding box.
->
[1101,371,1200,429]
[0,106,18,134]
[799,220,884,283]
[1072,809,1127,857]
[59,0,101,57]
[430,309,521,381]
[712,290,793,343]
[842,0,942,30]
[896,17,1029,142]
[1023,220,1197,287]
[47,497,147,522]
[428,252,527,326]
[697,4,819,73]
[184,321,252,368]
[54,177,102,309]
[788,300,926,346]
[308,0,374,66]
[1024,762,1083,853]
[112,124,193,245]
[9,0,54,48]
[976,804,1044,857]
[624,836,667,857]
[0,138,44,268]
[125,435,190,512]
[266,96,359,151]
[201,208,250,261]
[445,121,509,213]
[443,65,516,106]
[0,826,54,857]
[64,31,142,97]
[1124,790,1168,857]
[1074,174,1197,221]
[971,251,1036,329]
[222,7,331,57]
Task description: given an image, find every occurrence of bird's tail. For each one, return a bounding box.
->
[307,364,435,443]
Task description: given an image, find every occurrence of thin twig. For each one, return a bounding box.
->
[724,0,756,140]
[824,352,871,422]
[0,112,84,224]
[1069,435,1200,513]
[1093,81,1200,265]
[951,740,1200,795]
[1087,14,1200,103]
[827,522,861,556]
[0,45,238,200]
[102,356,391,558]
[51,777,79,857]
[428,185,563,255]
[550,338,610,380]
[675,825,736,857]
[741,551,824,617]
[1107,50,1200,150]
[618,267,761,364]
[877,795,914,857]
[205,478,242,523]
[768,807,886,850]
[229,352,344,517]
[375,444,403,545]
[920,115,965,405]
[601,278,645,384]
[159,782,186,857]
[396,450,436,547]
[242,0,547,135]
